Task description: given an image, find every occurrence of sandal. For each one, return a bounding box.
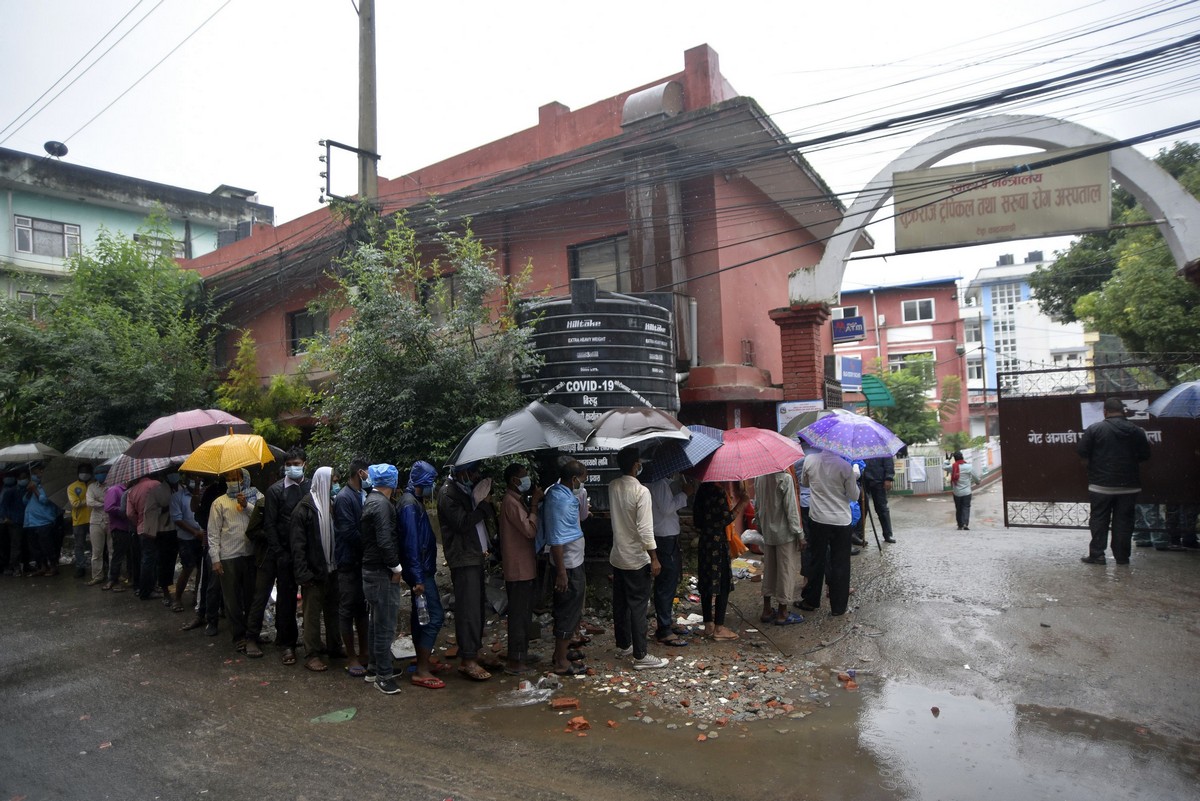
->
[458,665,492,682]
[411,675,446,689]
[304,657,328,672]
[346,664,367,678]
[282,648,297,666]
[569,636,592,648]
[553,662,588,676]
[656,636,689,648]
[774,613,805,626]
[670,624,692,636]
[171,603,184,613]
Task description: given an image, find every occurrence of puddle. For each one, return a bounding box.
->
[858,682,1200,801]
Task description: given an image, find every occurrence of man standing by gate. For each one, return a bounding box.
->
[1078,398,1151,566]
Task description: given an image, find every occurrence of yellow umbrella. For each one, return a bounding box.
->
[179,433,275,475]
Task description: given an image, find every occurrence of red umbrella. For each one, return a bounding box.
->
[690,427,804,483]
[124,409,251,460]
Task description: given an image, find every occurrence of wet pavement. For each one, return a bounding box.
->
[2,479,1199,800]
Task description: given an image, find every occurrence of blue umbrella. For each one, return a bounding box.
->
[642,425,723,483]
[1148,380,1200,418]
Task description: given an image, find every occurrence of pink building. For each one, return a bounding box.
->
[823,278,969,437]
[184,45,864,430]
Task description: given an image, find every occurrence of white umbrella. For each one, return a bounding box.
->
[586,407,690,451]
[65,434,133,461]
[0,442,63,463]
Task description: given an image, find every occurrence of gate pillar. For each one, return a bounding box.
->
[770,302,830,401]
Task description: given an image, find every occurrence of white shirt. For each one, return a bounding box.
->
[802,451,860,526]
[608,475,656,570]
[648,478,688,538]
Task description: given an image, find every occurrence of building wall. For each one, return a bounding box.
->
[826,281,969,435]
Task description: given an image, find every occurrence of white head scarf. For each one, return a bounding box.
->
[309,466,334,567]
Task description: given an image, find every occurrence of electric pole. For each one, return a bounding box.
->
[358,0,378,203]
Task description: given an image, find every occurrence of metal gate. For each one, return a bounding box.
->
[997,359,1198,529]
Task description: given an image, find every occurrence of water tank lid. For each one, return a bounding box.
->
[622,81,684,127]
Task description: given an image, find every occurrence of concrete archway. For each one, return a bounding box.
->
[789,113,1200,304]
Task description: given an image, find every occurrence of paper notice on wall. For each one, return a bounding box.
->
[908,458,927,483]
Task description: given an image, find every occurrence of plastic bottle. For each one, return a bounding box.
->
[415,594,430,626]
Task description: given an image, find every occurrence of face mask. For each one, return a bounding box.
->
[331,483,341,499]
[95,475,108,485]
[362,476,374,491]
[79,473,93,482]
[285,465,304,481]
[226,486,240,498]
[166,473,180,485]
[634,463,642,477]
[18,479,28,487]
[460,479,474,491]
[516,476,531,493]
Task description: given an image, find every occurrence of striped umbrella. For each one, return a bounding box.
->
[642,424,723,483]
[65,434,133,461]
[690,427,805,483]
[106,455,176,487]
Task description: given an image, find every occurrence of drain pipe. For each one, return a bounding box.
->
[689,296,698,368]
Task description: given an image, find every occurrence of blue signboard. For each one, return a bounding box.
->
[840,356,863,391]
[832,316,866,343]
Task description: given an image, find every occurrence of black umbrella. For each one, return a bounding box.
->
[449,401,593,466]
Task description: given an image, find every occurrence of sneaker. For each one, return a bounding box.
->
[615,645,633,658]
[1080,555,1107,565]
[375,677,402,695]
[632,654,669,670]
[364,666,378,683]
[205,622,219,637]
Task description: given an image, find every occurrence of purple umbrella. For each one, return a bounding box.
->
[797,412,904,460]
[124,409,251,460]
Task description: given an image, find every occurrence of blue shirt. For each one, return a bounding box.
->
[170,486,199,540]
[23,481,60,528]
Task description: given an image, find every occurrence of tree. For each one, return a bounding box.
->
[215,330,307,447]
[1029,143,1200,372]
[871,356,941,447]
[0,214,217,447]
[303,203,541,470]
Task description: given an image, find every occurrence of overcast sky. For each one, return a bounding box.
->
[3,0,1197,291]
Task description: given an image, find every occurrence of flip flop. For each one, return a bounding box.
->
[411,675,446,689]
[774,613,805,626]
[346,665,367,677]
[656,636,689,647]
[553,662,588,676]
[670,625,692,636]
[458,665,492,681]
[304,657,328,672]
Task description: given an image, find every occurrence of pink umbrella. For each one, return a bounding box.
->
[690,427,805,483]
[124,409,251,460]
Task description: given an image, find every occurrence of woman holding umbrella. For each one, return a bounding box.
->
[692,480,748,641]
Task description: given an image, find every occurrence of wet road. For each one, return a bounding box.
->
[2,479,1198,801]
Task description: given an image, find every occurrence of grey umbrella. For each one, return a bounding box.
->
[449,401,594,466]
[586,407,690,451]
[65,434,134,461]
[0,442,63,463]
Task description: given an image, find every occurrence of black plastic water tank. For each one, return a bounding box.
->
[518,279,678,511]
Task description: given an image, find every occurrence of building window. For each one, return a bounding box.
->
[964,318,981,343]
[133,232,186,260]
[569,235,630,293]
[901,298,934,323]
[967,359,984,382]
[288,309,327,355]
[887,350,936,382]
[15,215,81,259]
[831,305,858,320]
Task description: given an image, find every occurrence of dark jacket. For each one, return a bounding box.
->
[436,480,490,570]
[290,493,333,585]
[1078,416,1151,489]
[862,457,895,485]
[333,485,364,569]
[360,489,401,572]
[399,491,437,587]
[264,478,309,559]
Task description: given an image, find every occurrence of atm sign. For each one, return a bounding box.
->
[832,316,866,343]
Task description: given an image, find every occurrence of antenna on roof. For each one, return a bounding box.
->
[43,141,68,158]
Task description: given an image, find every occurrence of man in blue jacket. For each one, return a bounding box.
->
[24,463,62,576]
[334,456,370,678]
[399,461,445,690]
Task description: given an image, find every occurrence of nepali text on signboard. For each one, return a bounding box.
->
[893,148,1111,252]
[831,316,866,343]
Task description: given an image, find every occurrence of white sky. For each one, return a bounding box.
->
[3,0,1198,291]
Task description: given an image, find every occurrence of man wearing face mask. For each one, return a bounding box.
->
[499,463,542,676]
[334,456,371,677]
[360,463,404,694]
[67,464,95,579]
[1,470,28,575]
[249,447,309,666]
[399,461,446,689]
[85,466,110,586]
[154,472,183,604]
[209,469,261,655]
[609,447,668,670]
[436,462,495,682]
[170,473,205,613]
[541,459,589,676]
